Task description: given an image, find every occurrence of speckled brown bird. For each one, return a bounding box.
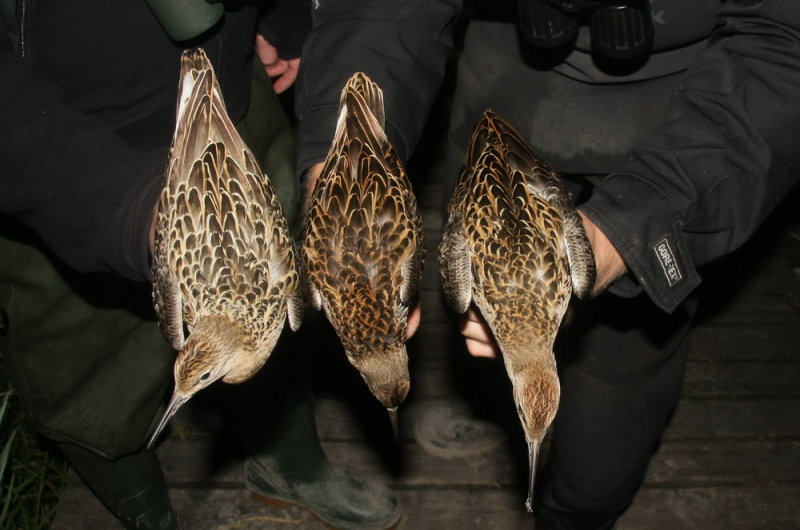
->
[147,48,304,447]
[302,72,424,437]
[438,110,595,511]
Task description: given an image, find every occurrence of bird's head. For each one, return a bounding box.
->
[349,341,410,438]
[147,315,251,447]
[350,342,411,409]
[509,358,561,512]
[511,360,561,444]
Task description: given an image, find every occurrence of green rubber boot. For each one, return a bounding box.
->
[58,443,178,530]
[224,334,401,530]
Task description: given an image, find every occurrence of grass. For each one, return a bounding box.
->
[0,363,68,529]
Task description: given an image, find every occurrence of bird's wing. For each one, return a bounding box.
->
[152,234,186,350]
[439,200,473,314]
[160,48,303,338]
[490,110,596,299]
[559,208,596,299]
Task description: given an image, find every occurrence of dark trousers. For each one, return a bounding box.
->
[538,294,696,528]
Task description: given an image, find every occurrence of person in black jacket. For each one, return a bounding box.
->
[293,0,800,528]
[0,1,447,528]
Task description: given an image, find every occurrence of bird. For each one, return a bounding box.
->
[438,110,595,511]
[147,48,304,448]
[302,72,425,438]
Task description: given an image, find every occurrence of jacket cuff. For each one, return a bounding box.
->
[257,1,312,60]
[580,172,701,312]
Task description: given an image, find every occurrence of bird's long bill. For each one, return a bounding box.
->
[147,393,188,449]
[387,406,399,443]
[525,439,541,513]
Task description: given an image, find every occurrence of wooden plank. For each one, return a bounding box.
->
[52,478,332,530]
[52,483,123,530]
[53,481,535,529]
[695,292,800,325]
[393,490,532,529]
[645,439,800,485]
[682,360,800,398]
[686,323,800,362]
[154,438,518,489]
[619,486,800,530]
[404,356,800,399]
[312,393,800,442]
[664,397,800,440]
[54,472,800,530]
[410,310,800,362]
[150,427,799,492]
[412,305,800,357]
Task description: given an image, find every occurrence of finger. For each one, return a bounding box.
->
[462,307,484,327]
[272,60,300,94]
[265,61,288,77]
[405,304,421,340]
[272,75,290,94]
[466,338,497,359]
[460,314,491,343]
[460,309,499,359]
[272,70,299,94]
[255,35,278,66]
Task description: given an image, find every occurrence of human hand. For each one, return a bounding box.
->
[460,308,498,359]
[577,211,626,295]
[406,304,421,340]
[255,34,300,94]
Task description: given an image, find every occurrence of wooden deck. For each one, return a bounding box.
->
[52,161,800,528]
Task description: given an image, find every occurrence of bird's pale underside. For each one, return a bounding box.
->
[439,110,595,511]
[148,48,303,447]
[302,72,425,437]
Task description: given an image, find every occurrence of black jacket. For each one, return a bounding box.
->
[297,0,800,312]
[293,0,462,174]
[0,0,305,281]
[580,0,800,310]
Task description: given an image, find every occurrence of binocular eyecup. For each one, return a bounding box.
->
[517,0,654,60]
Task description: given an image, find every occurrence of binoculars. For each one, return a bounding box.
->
[517,0,654,59]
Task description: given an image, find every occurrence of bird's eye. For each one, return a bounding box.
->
[199,371,211,382]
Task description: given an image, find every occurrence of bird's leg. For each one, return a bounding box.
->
[525,439,540,513]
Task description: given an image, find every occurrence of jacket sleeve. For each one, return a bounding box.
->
[579,0,800,312]
[0,51,165,282]
[257,0,312,60]
[293,0,462,174]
